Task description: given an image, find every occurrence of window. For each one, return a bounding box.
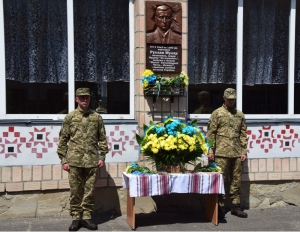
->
[295,0,300,114]
[187,0,237,116]
[243,0,290,114]
[1,0,134,119]
[188,0,299,119]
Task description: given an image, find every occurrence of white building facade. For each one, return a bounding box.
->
[0,0,299,205]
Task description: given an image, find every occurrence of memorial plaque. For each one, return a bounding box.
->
[146,1,182,73]
[146,44,181,72]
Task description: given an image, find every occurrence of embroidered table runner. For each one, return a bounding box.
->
[122,172,225,197]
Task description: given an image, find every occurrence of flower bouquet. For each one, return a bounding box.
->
[125,162,157,175]
[136,115,213,172]
[192,162,222,173]
[142,69,188,97]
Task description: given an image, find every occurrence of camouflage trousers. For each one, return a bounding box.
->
[68,166,98,220]
[215,156,242,207]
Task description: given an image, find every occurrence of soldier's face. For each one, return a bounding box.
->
[76,95,90,110]
[223,96,236,109]
[155,10,172,32]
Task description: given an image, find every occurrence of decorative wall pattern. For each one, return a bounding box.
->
[1,123,300,166]
[200,123,300,159]
[247,124,300,158]
[0,124,139,166]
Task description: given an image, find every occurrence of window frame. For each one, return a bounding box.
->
[0,0,135,120]
[189,0,299,120]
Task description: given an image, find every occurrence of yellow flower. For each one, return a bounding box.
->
[216,166,222,172]
[151,147,159,154]
[143,69,154,77]
[180,71,189,87]
[142,81,149,88]
[189,145,196,152]
[153,140,160,149]
[201,143,209,154]
[125,166,131,173]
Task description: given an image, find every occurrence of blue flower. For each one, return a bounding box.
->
[132,171,144,175]
[209,162,217,168]
[142,76,147,84]
[182,126,197,135]
[143,74,157,84]
[155,126,166,134]
[166,121,180,136]
[130,162,138,168]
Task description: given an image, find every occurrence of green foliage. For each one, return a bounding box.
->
[125,162,157,174]
[136,134,143,145]
[192,162,222,173]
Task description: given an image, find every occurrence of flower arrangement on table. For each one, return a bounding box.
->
[142,69,189,97]
[136,115,213,172]
[192,161,222,173]
[125,162,157,175]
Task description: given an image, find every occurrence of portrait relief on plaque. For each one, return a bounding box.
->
[146,2,182,45]
[145,1,182,73]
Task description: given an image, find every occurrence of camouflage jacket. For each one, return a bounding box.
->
[57,108,109,168]
[206,104,248,157]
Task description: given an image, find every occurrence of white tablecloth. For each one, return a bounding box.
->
[122,172,225,197]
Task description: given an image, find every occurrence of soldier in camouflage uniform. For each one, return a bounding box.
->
[57,88,109,231]
[206,88,248,219]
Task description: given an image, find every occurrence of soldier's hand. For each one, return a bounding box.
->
[62,163,70,172]
[98,160,104,168]
[241,154,247,162]
[207,153,214,161]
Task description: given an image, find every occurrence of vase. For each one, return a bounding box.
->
[158,164,182,173]
[165,164,182,173]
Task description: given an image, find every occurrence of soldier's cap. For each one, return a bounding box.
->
[224,88,236,99]
[76,88,90,96]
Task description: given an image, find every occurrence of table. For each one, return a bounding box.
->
[122,172,225,229]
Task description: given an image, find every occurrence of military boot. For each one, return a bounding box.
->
[82,219,98,230]
[231,204,248,218]
[69,220,81,231]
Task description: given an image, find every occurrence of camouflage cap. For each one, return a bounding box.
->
[76,88,90,96]
[224,88,236,99]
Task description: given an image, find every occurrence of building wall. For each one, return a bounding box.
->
[0,0,299,214]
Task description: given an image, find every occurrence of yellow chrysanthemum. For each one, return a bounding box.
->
[143,69,154,77]
[152,140,160,149]
[189,145,196,152]
[151,147,159,154]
